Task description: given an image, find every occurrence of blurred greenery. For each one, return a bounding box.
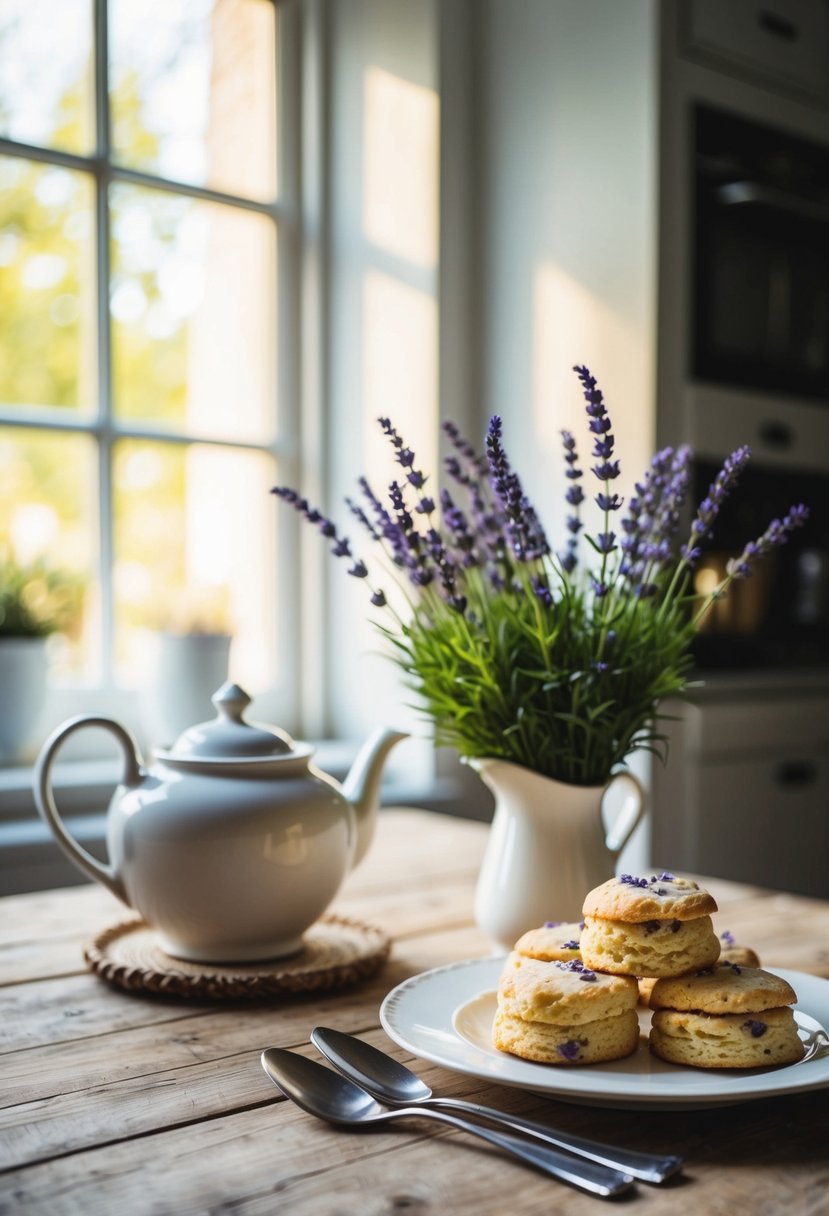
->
[0,553,85,637]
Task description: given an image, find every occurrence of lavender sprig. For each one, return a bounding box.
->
[559,429,583,575]
[681,444,751,562]
[485,416,549,563]
[270,487,388,608]
[726,504,809,579]
[573,365,622,599]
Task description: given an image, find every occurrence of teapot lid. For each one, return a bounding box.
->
[164,682,301,761]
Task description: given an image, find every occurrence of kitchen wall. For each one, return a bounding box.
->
[477,0,659,551]
[474,0,660,867]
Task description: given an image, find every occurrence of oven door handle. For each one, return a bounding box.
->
[715,180,829,226]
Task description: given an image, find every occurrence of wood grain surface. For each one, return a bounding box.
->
[1,809,828,1215]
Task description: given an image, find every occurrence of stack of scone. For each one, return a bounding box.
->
[493,871,804,1070]
[492,952,640,1065]
[580,872,721,979]
[648,961,804,1068]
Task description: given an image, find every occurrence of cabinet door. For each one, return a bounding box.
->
[695,752,829,897]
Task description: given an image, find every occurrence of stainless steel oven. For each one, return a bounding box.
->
[693,103,829,401]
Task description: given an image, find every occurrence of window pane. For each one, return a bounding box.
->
[0,0,95,155]
[113,440,276,691]
[109,0,277,202]
[110,183,276,441]
[0,426,98,679]
[0,157,96,412]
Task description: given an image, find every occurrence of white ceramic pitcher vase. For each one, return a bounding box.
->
[469,759,647,952]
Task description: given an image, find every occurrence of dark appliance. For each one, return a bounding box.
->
[690,459,829,670]
[693,103,829,401]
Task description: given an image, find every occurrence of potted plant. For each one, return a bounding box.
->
[0,555,82,763]
[272,365,807,944]
[141,588,234,748]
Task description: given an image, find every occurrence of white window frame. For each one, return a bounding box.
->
[0,0,303,747]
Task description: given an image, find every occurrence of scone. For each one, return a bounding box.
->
[513,921,583,962]
[492,952,639,1065]
[648,962,804,1069]
[639,929,761,1006]
[718,929,760,969]
[581,873,720,979]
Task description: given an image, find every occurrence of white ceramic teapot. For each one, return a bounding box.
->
[34,683,407,963]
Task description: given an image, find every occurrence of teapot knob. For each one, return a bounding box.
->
[212,682,252,724]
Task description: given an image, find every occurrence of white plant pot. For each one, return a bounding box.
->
[142,632,232,749]
[0,636,48,763]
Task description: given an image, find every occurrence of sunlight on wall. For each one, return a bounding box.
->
[533,261,653,549]
[322,40,440,784]
[362,269,438,615]
[362,66,439,269]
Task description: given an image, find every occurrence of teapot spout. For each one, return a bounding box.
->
[341,727,408,868]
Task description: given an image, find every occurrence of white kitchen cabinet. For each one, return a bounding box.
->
[651,690,829,897]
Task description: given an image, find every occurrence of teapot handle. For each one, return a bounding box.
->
[602,769,647,858]
[33,716,143,906]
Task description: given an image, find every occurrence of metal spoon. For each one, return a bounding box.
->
[311,1026,681,1185]
[260,1047,634,1198]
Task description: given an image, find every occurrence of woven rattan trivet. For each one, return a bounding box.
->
[83,915,390,1000]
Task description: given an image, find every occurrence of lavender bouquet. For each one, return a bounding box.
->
[273,366,807,787]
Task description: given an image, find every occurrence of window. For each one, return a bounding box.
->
[0,0,294,742]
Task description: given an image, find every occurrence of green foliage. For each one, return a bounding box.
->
[381,566,695,787]
[0,556,83,638]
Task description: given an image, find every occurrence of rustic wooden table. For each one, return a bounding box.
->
[2,808,829,1215]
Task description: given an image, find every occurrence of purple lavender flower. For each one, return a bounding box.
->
[558,430,585,575]
[272,486,388,609]
[619,873,650,888]
[742,1019,767,1038]
[556,1040,582,1061]
[726,504,809,580]
[440,489,479,565]
[720,930,736,947]
[271,487,354,560]
[358,477,407,569]
[532,575,553,607]
[596,492,622,511]
[574,362,621,491]
[682,445,752,560]
[619,446,680,590]
[485,415,550,562]
[389,479,434,588]
[555,959,598,981]
[443,420,511,578]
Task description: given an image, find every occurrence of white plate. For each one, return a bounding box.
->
[380,957,829,1110]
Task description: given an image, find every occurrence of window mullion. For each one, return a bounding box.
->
[94,0,116,690]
